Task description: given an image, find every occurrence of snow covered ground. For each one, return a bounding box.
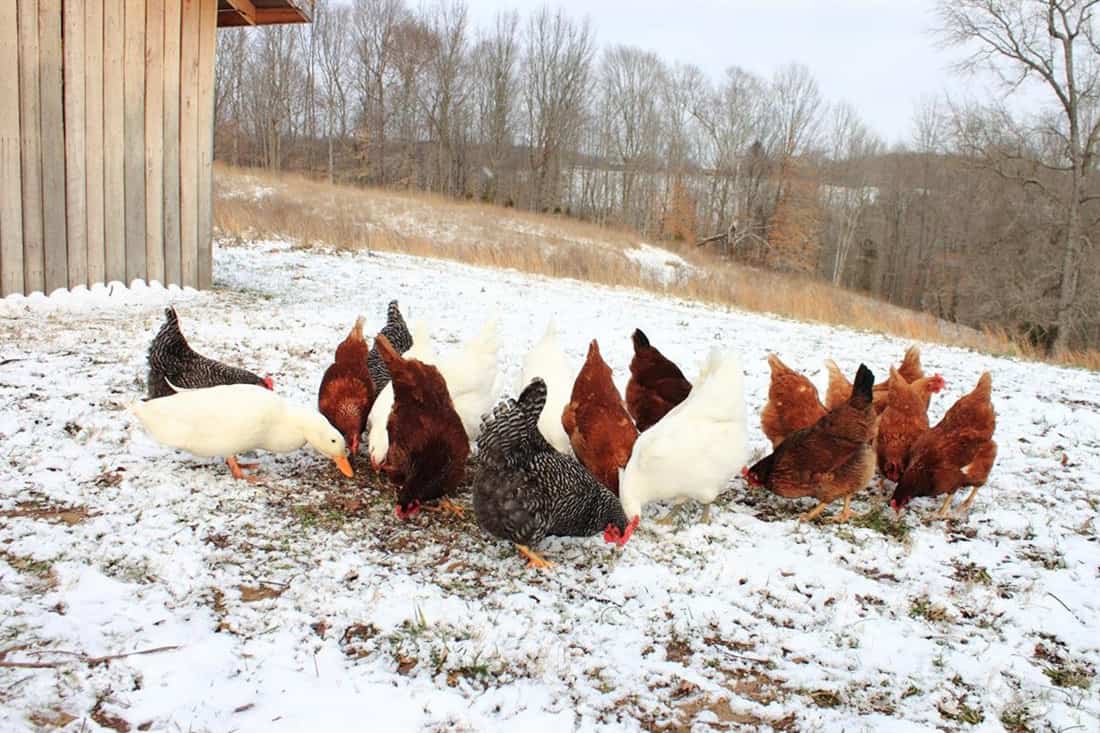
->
[1,238,1098,732]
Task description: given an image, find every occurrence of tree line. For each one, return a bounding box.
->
[213,0,1100,355]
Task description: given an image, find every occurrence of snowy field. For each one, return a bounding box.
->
[1,239,1098,732]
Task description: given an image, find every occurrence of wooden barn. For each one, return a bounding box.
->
[0,0,312,297]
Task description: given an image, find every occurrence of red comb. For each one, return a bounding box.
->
[262,375,275,390]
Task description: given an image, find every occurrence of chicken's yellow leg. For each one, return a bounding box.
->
[799,500,830,523]
[829,496,854,523]
[956,486,981,517]
[932,492,954,520]
[426,498,465,518]
[516,544,553,570]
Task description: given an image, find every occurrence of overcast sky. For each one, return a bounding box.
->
[465,0,1040,146]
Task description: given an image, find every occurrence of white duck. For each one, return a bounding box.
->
[619,347,748,525]
[437,319,500,445]
[129,383,353,482]
[519,320,574,455]
[367,319,434,469]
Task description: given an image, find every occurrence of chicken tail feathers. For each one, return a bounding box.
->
[477,378,549,464]
[851,364,874,407]
[632,328,650,351]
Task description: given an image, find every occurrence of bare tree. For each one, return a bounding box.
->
[937,0,1100,354]
[353,0,407,183]
[823,101,882,284]
[314,0,353,182]
[521,6,595,211]
[420,0,470,196]
[470,11,520,202]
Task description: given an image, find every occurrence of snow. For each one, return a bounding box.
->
[624,244,695,286]
[1,237,1098,732]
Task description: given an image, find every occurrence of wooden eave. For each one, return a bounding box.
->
[217,0,313,27]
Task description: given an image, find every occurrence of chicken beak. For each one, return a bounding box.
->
[334,455,354,477]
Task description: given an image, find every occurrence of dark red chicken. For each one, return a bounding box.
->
[625,328,692,432]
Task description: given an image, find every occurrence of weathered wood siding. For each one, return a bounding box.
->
[2,0,220,295]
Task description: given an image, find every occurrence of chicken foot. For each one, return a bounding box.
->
[956,486,981,516]
[932,493,955,521]
[425,498,465,518]
[657,498,688,525]
[516,544,554,570]
[226,456,262,484]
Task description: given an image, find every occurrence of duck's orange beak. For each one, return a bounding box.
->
[334,455,354,478]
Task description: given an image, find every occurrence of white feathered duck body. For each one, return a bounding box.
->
[472,377,637,569]
[437,319,501,445]
[129,382,353,481]
[618,347,749,524]
[518,321,574,455]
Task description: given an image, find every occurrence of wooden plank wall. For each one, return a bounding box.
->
[3,0,220,296]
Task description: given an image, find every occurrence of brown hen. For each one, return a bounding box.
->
[318,316,377,456]
[562,340,638,494]
[376,334,469,519]
[876,368,948,481]
[825,345,937,413]
[746,364,877,523]
[760,354,827,448]
[891,372,996,520]
[625,329,692,432]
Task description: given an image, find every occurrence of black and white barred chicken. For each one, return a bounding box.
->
[473,377,638,569]
[367,300,413,392]
[146,307,273,399]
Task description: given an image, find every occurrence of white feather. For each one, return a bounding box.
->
[618,347,749,520]
[519,320,574,455]
[437,319,500,444]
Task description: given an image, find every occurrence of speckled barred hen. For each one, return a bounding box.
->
[367,300,413,392]
[473,378,638,569]
[146,307,272,399]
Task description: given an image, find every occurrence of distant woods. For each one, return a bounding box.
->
[212,0,1100,355]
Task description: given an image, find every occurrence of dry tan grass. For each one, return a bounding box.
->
[213,164,1099,371]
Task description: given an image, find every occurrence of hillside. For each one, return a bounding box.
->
[0,237,1097,731]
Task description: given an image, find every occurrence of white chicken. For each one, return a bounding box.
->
[437,319,500,445]
[129,383,353,482]
[367,319,434,469]
[519,320,574,455]
[619,347,748,525]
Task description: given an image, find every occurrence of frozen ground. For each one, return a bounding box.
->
[0,239,1097,732]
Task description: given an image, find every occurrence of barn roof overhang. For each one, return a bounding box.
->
[217,0,313,27]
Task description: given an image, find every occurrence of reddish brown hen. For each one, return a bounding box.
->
[876,368,948,481]
[318,316,377,456]
[891,372,997,520]
[376,334,469,519]
[625,329,692,432]
[746,364,877,523]
[562,340,638,494]
[760,354,826,448]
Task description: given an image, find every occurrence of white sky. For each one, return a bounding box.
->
[465,0,1045,146]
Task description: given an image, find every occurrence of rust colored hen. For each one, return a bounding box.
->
[746,364,877,523]
[891,372,996,520]
[625,329,692,432]
[876,368,947,481]
[318,316,377,455]
[760,354,826,448]
[562,340,638,494]
[376,334,469,518]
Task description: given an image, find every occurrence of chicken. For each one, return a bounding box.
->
[760,353,826,448]
[619,347,748,525]
[625,328,692,432]
[876,367,948,481]
[129,383,352,482]
[824,345,938,413]
[146,307,272,399]
[366,320,434,470]
[890,372,997,520]
[561,340,638,494]
[375,334,468,519]
[367,300,413,392]
[473,378,636,569]
[318,316,377,456]
[437,320,501,444]
[519,320,573,454]
[744,364,877,523]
